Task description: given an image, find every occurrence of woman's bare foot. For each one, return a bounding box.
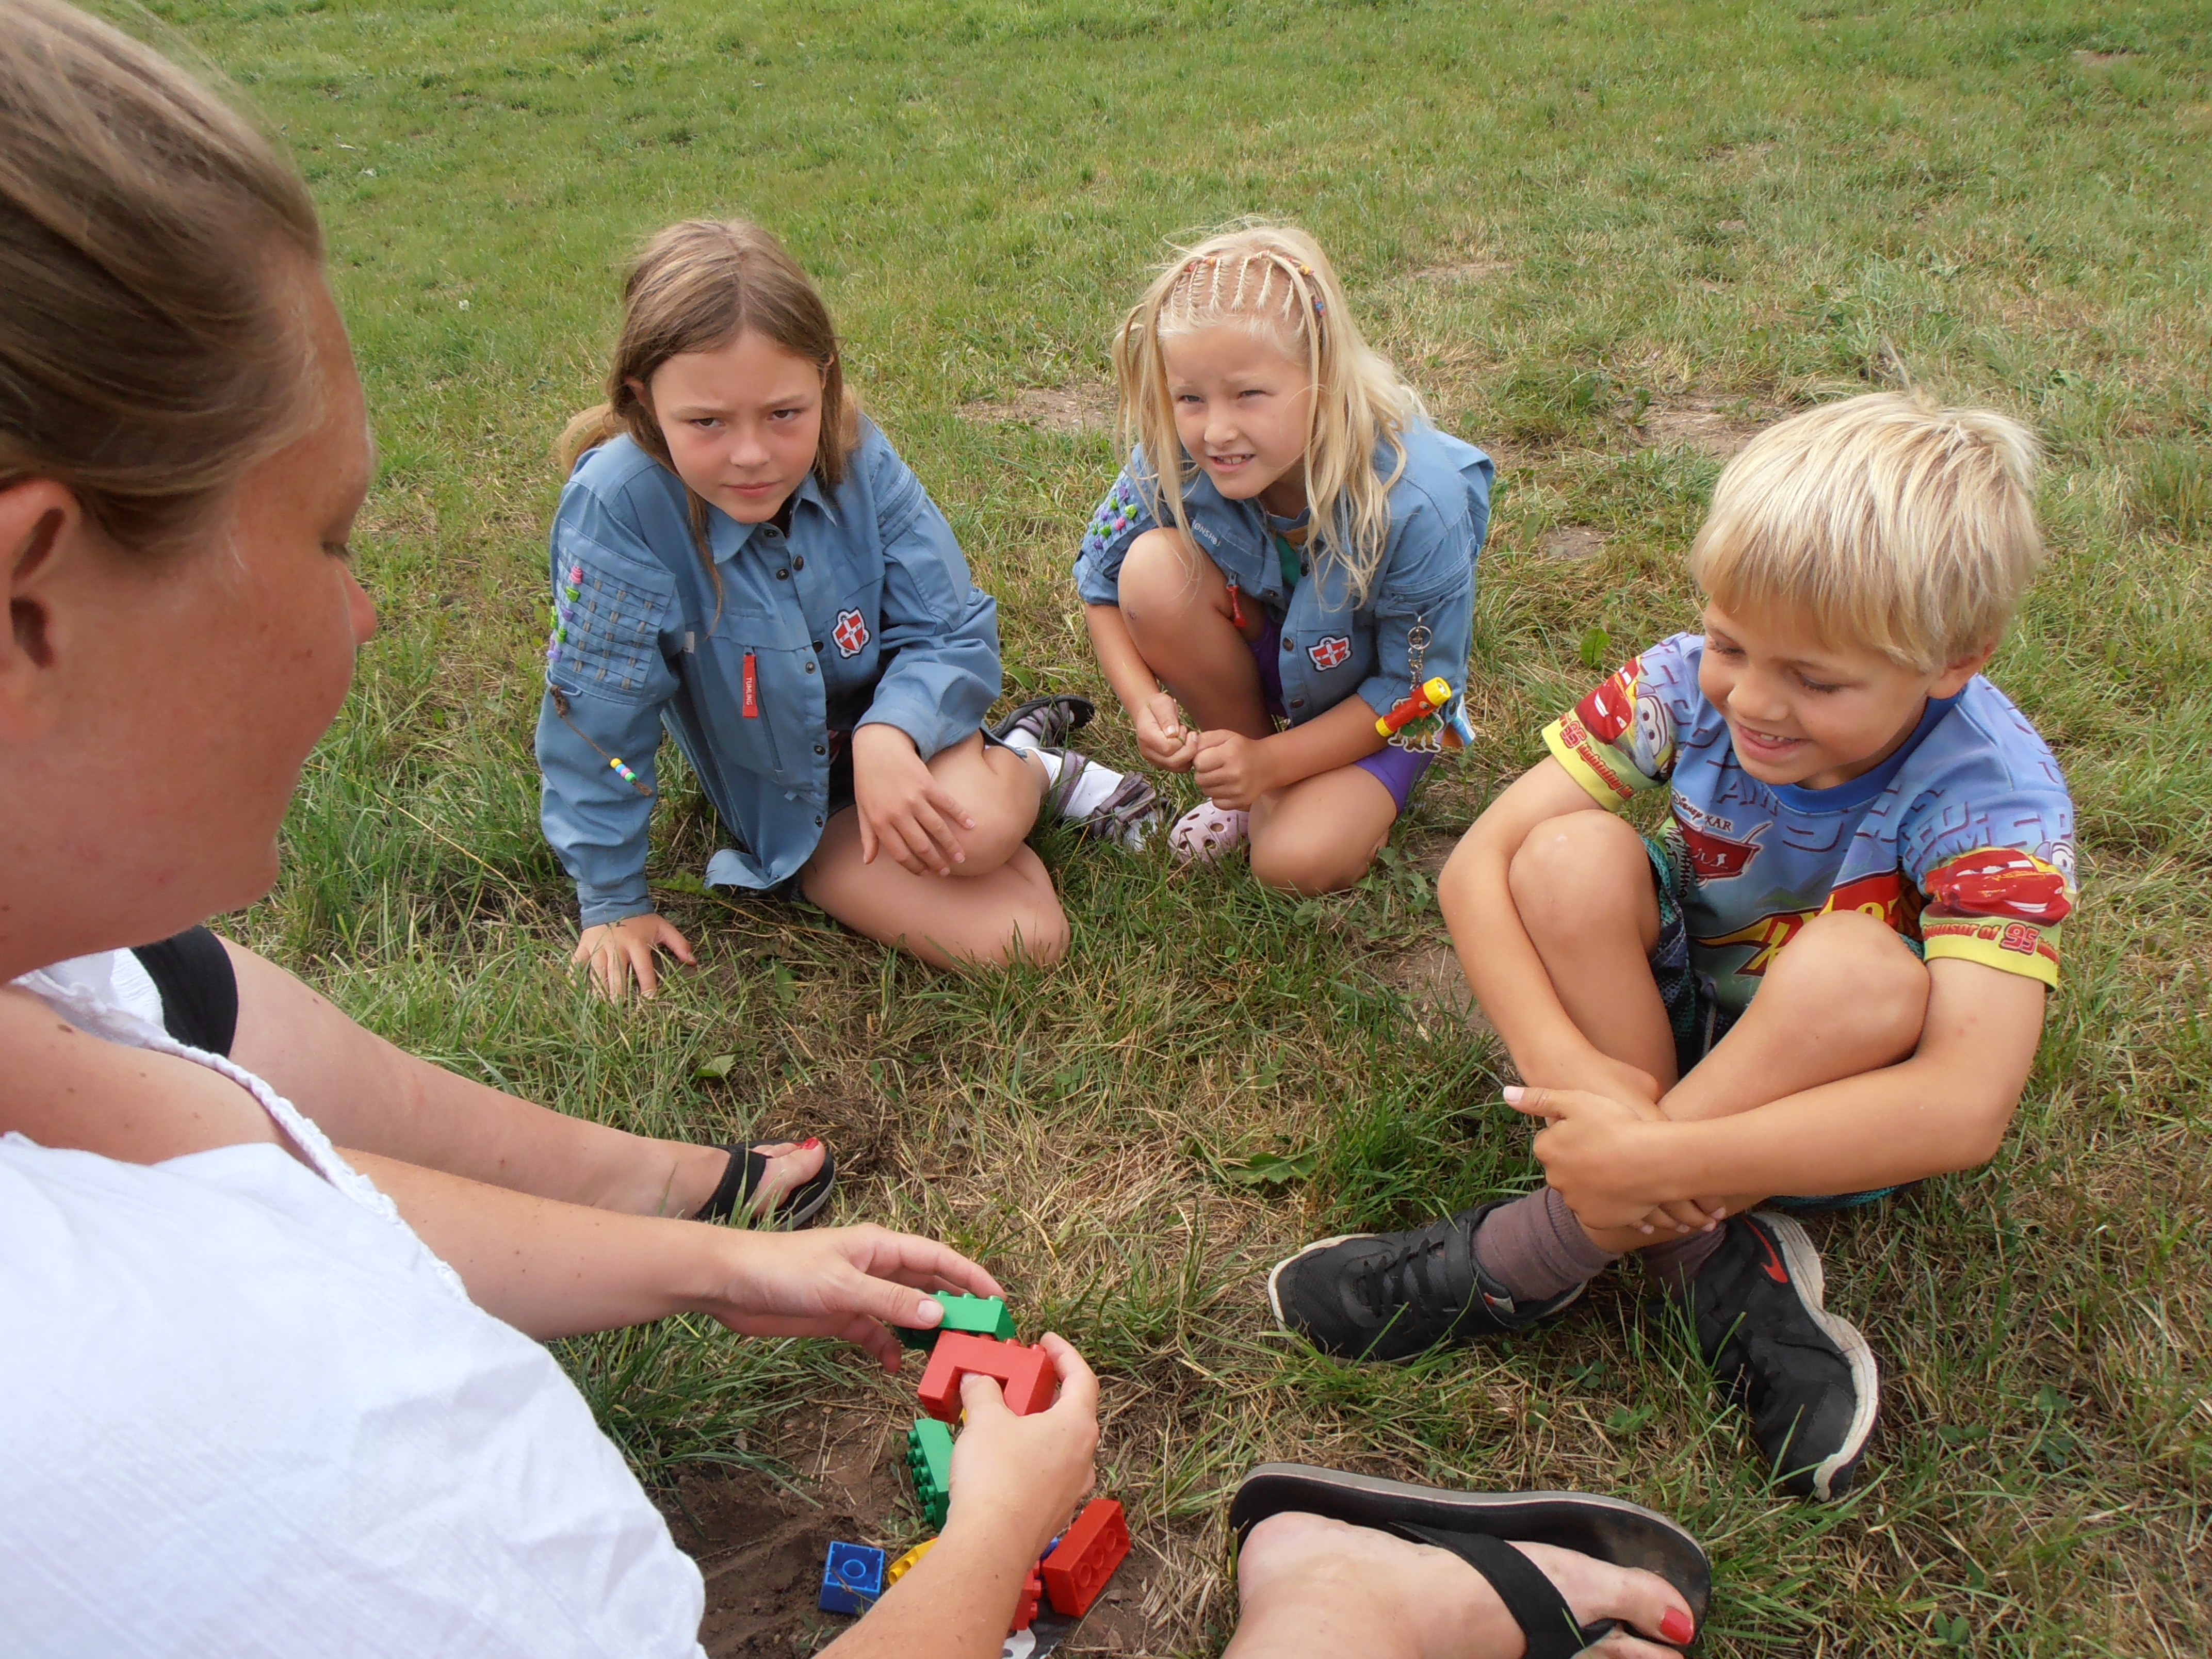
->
[1226,1510,1695,1659]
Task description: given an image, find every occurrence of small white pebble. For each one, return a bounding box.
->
[458,300,470,311]
[362,168,376,177]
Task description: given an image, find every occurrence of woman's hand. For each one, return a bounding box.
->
[572,912,697,1001]
[1129,691,1199,770]
[852,723,976,876]
[946,1336,1101,1559]
[1192,729,1280,811]
[698,1224,1007,1369]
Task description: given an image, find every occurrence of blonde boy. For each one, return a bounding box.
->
[1267,394,2073,1500]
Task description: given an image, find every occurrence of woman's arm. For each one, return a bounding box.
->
[825,1340,1101,1659]
[347,1149,999,1351]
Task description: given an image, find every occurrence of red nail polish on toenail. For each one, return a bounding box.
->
[1660,1608,1694,1644]
[800,1136,821,1150]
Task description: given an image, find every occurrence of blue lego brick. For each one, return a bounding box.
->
[819,1541,886,1616]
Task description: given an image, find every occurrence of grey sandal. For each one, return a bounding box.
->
[1042,749,1162,848]
[991,693,1096,749]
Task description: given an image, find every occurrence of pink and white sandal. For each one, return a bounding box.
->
[1169,801,1250,865]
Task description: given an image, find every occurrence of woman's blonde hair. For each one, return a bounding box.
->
[559,219,857,589]
[1689,392,2044,672]
[1111,222,1422,607]
[0,0,325,555]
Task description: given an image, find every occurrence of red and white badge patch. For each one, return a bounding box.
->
[1307,635,1353,670]
[832,608,870,657]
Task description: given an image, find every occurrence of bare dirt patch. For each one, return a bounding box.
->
[962,384,1117,436]
[1536,525,1608,562]
[1636,392,1766,456]
[661,1416,1167,1657]
[1368,940,1493,1039]
[2073,49,2135,67]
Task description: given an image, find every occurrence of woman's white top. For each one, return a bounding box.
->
[0,951,707,1657]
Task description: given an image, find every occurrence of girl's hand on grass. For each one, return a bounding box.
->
[699,1223,1007,1369]
[945,1335,1100,1560]
[853,723,976,876]
[1131,691,1199,770]
[1192,729,1278,810]
[573,912,697,1001]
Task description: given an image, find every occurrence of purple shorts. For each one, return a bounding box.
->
[1251,617,1431,816]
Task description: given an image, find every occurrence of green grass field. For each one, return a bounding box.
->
[133,0,2209,1650]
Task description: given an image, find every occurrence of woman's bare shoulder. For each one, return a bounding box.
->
[0,985,280,1163]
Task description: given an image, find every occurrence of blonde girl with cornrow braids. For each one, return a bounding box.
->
[1076,223,1495,891]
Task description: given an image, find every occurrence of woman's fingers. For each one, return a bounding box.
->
[1036,1331,1099,1417]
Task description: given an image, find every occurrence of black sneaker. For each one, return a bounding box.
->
[1268,1201,1584,1363]
[1673,1211,1878,1501]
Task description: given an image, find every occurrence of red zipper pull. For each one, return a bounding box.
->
[1226,579,1244,629]
[742,651,759,718]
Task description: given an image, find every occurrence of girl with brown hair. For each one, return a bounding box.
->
[544,221,1157,1000]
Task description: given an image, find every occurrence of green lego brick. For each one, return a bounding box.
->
[896,1291,1016,1351]
[906,1417,954,1528]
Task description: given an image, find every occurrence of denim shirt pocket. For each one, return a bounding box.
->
[546,549,677,703]
[700,606,811,781]
[816,570,885,700]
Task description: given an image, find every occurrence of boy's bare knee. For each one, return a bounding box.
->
[1507,811,1647,938]
[1778,909,1929,1051]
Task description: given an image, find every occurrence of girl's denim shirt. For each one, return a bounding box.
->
[1072,422,1493,726]
[536,423,999,925]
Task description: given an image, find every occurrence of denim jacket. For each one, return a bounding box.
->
[536,424,999,925]
[1071,422,1492,726]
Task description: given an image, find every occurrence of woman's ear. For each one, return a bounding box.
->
[0,478,87,741]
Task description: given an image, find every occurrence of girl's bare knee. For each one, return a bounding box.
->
[1250,836,1368,896]
[1117,529,1209,636]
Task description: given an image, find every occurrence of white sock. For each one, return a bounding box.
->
[1027,747,1125,820]
[1001,727,1045,756]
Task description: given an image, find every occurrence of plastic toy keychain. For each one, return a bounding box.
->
[1375,623,1476,753]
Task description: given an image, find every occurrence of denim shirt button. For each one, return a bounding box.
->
[776,567,790,580]
[1289,695,1306,708]
[812,640,823,653]
[792,555,805,570]
[814,813,824,826]
[813,743,826,755]
[1281,636,1295,652]
[804,660,816,674]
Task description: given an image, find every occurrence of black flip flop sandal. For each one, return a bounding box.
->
[1229,1463,1709,1655]
[989,693,1096,749]
[694,1142,838,1230]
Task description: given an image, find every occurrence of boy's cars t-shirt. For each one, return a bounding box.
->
[1543,632,2075,1013]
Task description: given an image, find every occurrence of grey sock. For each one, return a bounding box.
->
[1471,1187,1621,1305]
[1638,1223,1728,1294]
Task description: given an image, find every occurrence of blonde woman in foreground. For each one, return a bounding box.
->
[0,5,1708,1655]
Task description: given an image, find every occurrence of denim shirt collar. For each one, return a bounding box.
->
[707,469,840,565]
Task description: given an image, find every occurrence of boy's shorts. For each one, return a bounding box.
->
[1643,832,1910,1214]
[1250,616,1430,815]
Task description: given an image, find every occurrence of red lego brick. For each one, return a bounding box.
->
[915,1330,1056,1421]
[1010,1563,1042,1631]
[1040,1498,1131,1619]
